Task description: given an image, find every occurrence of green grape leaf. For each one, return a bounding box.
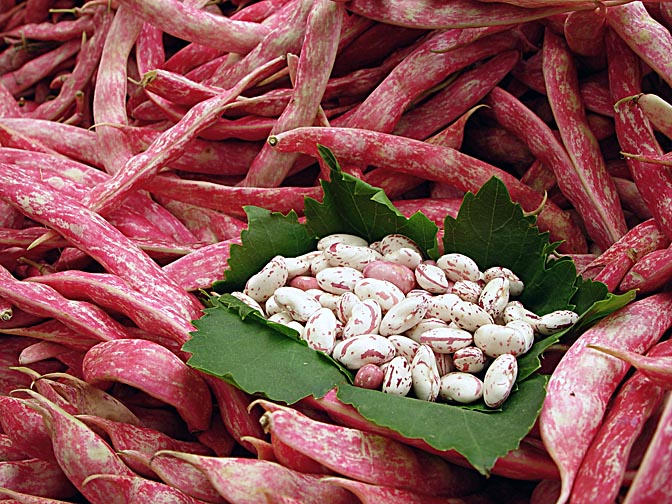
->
[304,144,440,258]
[212,206,316,293]
[336,374,548,475]
[186,147,633,476]
[184,295,352,404]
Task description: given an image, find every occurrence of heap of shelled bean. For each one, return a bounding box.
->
[0,0,671,503]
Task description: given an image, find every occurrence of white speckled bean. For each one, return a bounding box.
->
[452,280,482,303]
[368,241,382,253]
[323,242,382,270]
[243,255,289,302]
[450,300,494,332]
[343,299,382,339]
[435,352,455,376]
[382,356,413,396]
[506,320,535,352]
[425,293,461,321]
[230,291,265,316]
[305,290,340,311]
[478,277,510,319]
[332,334,396,370]
[362,260,416,294]
[286,320,305,335]
[383,247,423,270]
[354,363,385,390]
[265,296,284,317]
[419,326,473,354]
[439,372,484,404]
[267,311,294,325]
[410,344,440,401]
[354,277,405,312]
[310,253,331,275]
[303,307,338,353]
[379,296,428,336]
[473,323,529,358]
[317,233,369,250]
[436,253,481,282]
[452,346,487,373]
[483,266,524,296]
[316,266,364,295]
[284,255,312,279]
[379,234,423,256]
[335,291,360,323]
[415,263,450,294]
[273,286,322,322]
[404,317,449,343]
[387,335,420,362]
[535,309,579,336]
[483,353,518,408]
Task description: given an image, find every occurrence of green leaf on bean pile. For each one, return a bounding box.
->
[185,146,633,476]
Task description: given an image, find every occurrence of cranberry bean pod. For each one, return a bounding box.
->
[304,389,560,481]
[631,92,672,140]
[618,244,672,294]
[118,0,267,53]
[605,2,672,88]
[542,28,626,249]
[622,393,672,503]
[254,399,483,496]
[571,339,672,503]
[0,166,202,319]
[343,0,595,29]
[268,126,586,253]
[539,292,672,504]
[0,457,77,500]
[588,343,672,388]
[82,339,213,432]
[393,49,519,140]
[607,27,672,240]
[27,271,196,349]
[153,449,358,504]
[20,390,136,502]
[563,7,606,57]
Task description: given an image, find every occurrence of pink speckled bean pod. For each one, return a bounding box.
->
[253,400,483,497]
[82,339,213,432]
[539,292,672,504]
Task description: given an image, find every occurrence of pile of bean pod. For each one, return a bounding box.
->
[233,232,578,408]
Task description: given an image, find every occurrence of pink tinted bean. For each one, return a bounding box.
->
[539,292,672,504]
[354,363,385,390]
[362,260,416,294]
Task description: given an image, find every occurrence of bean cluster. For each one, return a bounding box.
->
[232,233,578,408]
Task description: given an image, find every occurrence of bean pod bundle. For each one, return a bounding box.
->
[233,232,578,408]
